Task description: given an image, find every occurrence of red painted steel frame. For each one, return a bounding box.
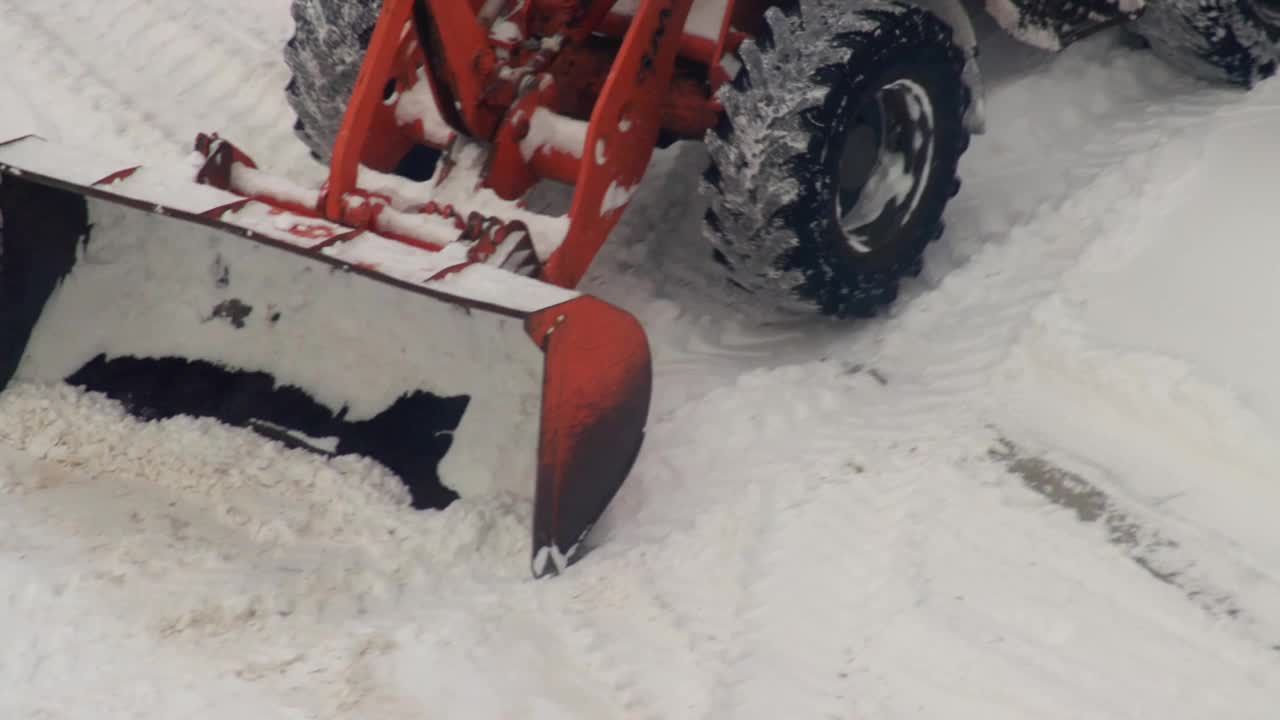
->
[324,0,419,220]
[540,0,697,287]
[323,0,709,289]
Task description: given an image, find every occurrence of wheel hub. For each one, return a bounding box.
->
[835,79,936,255]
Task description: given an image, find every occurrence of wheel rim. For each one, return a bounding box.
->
[835,79,936,255]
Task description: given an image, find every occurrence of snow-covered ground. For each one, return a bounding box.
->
[3,2,1280,717]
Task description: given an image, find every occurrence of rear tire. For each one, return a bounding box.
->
[1128,0,1280,86]
[700,0,972,319]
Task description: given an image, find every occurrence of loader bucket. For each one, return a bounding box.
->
[0,134,651,577]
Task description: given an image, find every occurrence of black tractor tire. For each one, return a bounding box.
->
[283,0,441,178]
[700,0,972,319]
[284,0,383,164]
[1128,0,1280,86]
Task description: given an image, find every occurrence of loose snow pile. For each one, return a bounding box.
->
[2,2,1280,718]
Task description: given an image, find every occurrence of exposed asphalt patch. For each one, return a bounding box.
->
[989,438,1264,638]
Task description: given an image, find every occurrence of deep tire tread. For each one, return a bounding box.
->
[1129,0,1280,86]
[700,0,972,319]
[283,0,383,163]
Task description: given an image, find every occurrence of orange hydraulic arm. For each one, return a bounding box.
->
[542,0,698,286]
[316,0,706,288]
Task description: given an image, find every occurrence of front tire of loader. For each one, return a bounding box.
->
[1128,0,1279,86]
[284,0,440,179]
[700,0,972,320]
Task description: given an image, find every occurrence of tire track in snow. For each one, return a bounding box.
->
[711,467,924,719]
[592,369,968,719]
[703,478,788,720]
[842,80,1280,645]
[989,440,1270,636]
[868,92,1237,399]
[533,455,783,718]
[0,5,171,155]
[0,0,317,180]
[857,77,1280,650]
[848,456,1269,719]
[542,567,712,719]
[595,36,1278,714]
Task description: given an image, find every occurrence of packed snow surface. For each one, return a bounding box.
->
[2,2,1280,718]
